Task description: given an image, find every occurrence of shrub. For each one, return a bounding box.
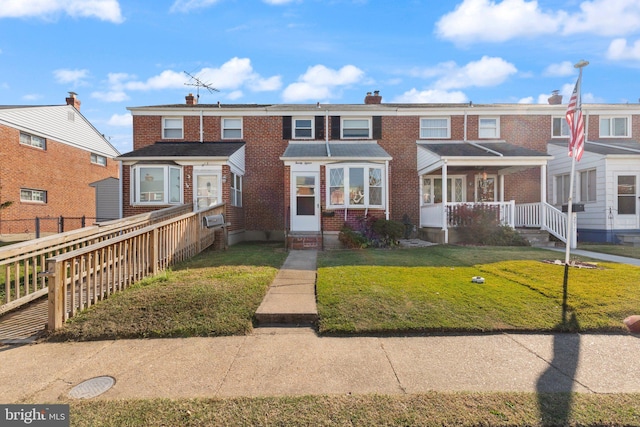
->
[338,224,368,249]
[372,219,405,247]
[451,204,528,246]
[339,216,405,249]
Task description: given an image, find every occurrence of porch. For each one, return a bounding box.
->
[419,201,576,248]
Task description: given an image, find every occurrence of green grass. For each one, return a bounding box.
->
[45,242,288,341]
[317,245,640,334]
[579,242,640,259]
[66,393,640,426]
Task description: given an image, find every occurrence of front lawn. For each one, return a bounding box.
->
[317,245,640,334]
[46,242,288,341]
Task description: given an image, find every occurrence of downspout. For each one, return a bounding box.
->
[385,160,390,220]
[199,110,204,142]
[464,110,467,142]
[118,162,123,219]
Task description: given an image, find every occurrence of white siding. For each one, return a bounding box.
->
[0,105,120,157]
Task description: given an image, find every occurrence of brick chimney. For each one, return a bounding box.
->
[186,93,197,105]
[365,90,382,104]
[547,90,562,105]
[65,92,81,110]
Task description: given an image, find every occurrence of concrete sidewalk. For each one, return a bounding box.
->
[1,330,639,402]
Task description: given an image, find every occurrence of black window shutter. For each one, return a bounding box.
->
[315,116,325,140]
[282,116,292,140]
[331,116,341,140]
[373,116,382,139]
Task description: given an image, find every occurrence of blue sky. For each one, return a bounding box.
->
[1,0,640,154]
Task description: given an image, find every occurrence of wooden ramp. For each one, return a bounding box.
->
[0,298,47,345]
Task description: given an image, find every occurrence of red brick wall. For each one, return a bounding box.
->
[0,124,119,230]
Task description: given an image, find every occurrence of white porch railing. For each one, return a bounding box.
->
[421,201,576,248]
[515,202,576,248]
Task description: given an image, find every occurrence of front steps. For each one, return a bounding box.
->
[516,228,557,248]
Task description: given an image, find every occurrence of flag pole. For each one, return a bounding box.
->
[562,59,588,323]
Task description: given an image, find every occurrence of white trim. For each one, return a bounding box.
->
[162,117,183,139]
[420,117,450,139]
[293,116,315,139]
[478,116,500,138]
[222,117,243,139]
[599,115,631,138]
[341,117,371,139]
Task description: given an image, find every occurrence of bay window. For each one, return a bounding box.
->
[131,165,182,205]
[327,164,385,208]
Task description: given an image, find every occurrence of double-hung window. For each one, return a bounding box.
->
[618,175,636,215]
[479,117,499,138]
[555,174,571,205]
[294,118,314,139]
[327,164,384,208]
[230,172,242,207]
[132,165,182,205]
[20,132,46,149]
[421,176,464,204]
[91,153,107,166]
[163,117,183,139]
[342,118,370,139]
[222,118,242,139]
[420,117,450,139]
[552,117,570,137]
[600,116,629,137]
[20,188,47,203]
[579,169,596,202]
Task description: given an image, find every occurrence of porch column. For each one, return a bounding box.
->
[540,164,547,229]
[499,174,504,202]
[442,161,448,244]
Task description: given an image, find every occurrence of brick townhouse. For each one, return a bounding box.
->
[0,93,120,237]
[120,91,640,248]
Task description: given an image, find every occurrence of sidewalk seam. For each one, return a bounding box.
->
[379,340,407,394]
[214,335,249,396]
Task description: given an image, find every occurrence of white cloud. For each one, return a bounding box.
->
[53,68,90,85]
[518,96,534,104]
[0,0,123,23]
[170,0,221,13]
[23,93,43,101]
[434,56,517,89]
[436,0,640,44]
[282,64,365,102]
[562,0,640,36]
[543,61,575,77]
[248,75,283,92]
[436,0,562,43]
[107,113,132,127]
[124,70,185,91]
[607,38,640,60]
[392,88,468,103]
[227,90,243,100]
[91,90,129,102]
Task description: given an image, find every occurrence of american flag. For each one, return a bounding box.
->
[566,76,585,161]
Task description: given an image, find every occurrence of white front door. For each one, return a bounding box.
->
[290,172,319,232]
[615,174,639,229]
[194,173,220,211]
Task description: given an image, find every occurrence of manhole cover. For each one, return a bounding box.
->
[69,376,115,399]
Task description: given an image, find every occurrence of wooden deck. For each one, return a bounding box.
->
[0,298,47,345]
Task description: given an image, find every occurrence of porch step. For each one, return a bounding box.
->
[516,228,557,248]
[618,233,640,247]
[287,233,322,250]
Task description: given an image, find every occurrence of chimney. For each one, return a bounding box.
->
[186,93,197,105]
[65,92,81,110]
[547,90,562,105]
[364,90,382,104]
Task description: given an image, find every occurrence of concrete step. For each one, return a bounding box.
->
[516,228,557,248]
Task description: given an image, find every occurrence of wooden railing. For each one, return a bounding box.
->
[0,204,193,316]
[420,201,515,228]
[44,204,225,331]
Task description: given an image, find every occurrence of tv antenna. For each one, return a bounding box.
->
[183,71,219,100]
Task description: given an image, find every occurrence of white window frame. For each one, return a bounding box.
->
[341,118,371,139]
[222,117,243,139]
[293,117,314,139]
[326,163,385,208]
[579,169,596,203]
[421,176,465,204]
[162,117,183,139]
[91,153,107,166]
[420,117,450,139]
[599,116,630,138]
[19,132,46,149]
[230,172,242,207]
[479,117,500,138]
[20,188,47,203]
[131,165,183,205]
[552,117,570,138]
[617,174,636,215]
[554,173,572,205]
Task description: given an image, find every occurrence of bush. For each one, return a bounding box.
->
[451,204,528,246]
[338,216,405,249]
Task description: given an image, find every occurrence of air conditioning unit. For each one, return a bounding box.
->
[203,214,226,229]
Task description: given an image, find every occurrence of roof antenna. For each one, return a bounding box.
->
[183,71,219,101]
